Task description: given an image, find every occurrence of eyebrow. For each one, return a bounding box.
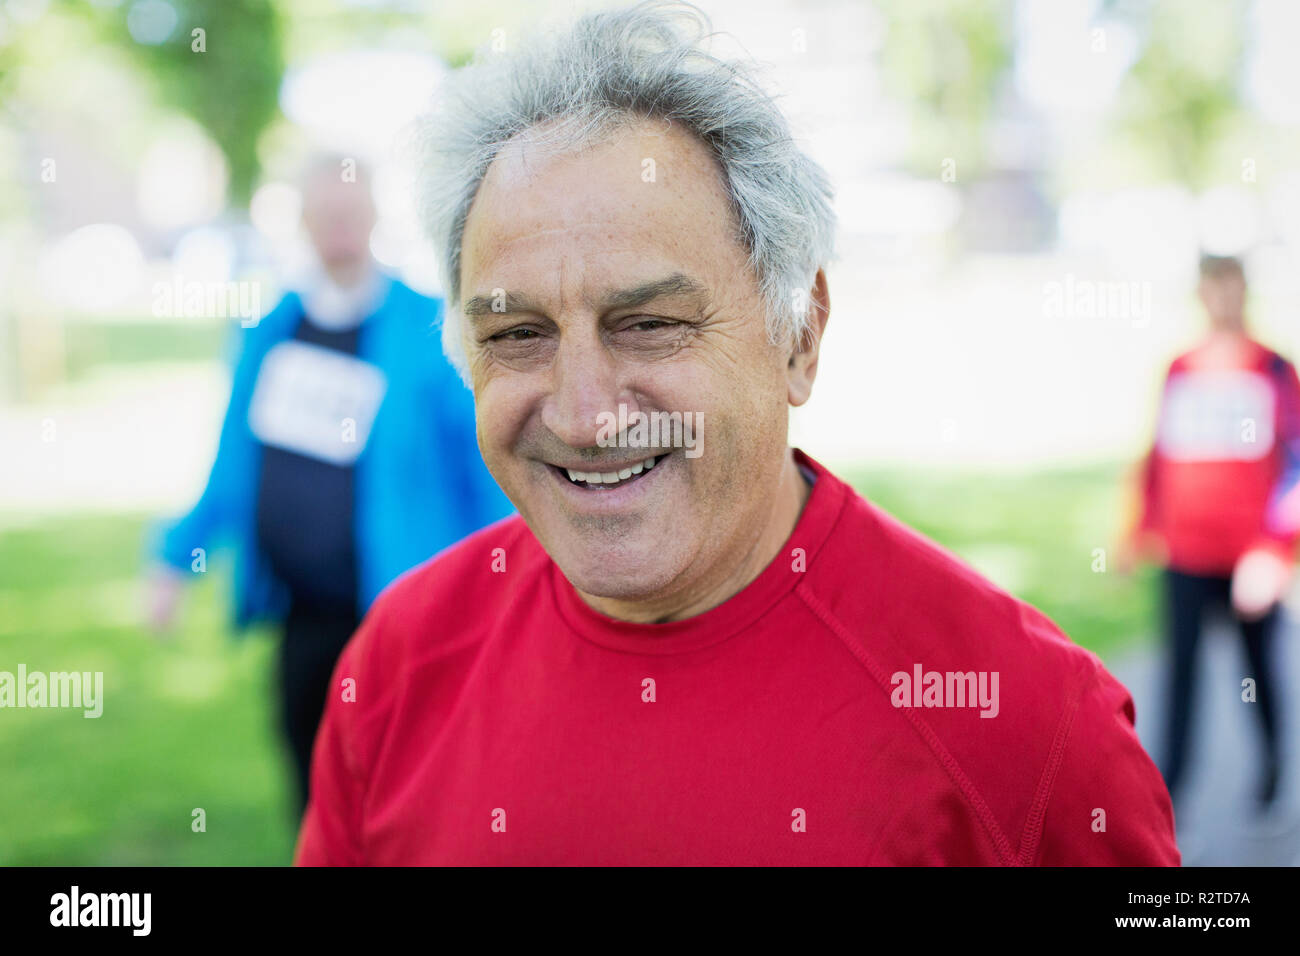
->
[601,273,707,310]
[462,289,544,319]
[462,272,708,320]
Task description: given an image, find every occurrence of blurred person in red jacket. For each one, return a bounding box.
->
[1122,254,1300,811]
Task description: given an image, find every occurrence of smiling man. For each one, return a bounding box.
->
[294,1,1180,866]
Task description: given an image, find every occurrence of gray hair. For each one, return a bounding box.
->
[412,0,837,382]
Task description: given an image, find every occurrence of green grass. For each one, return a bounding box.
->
[61,318,229,384]
[0,466,1161,864]
[0,513,293,865]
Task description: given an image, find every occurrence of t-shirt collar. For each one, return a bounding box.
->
[297,266,389,331]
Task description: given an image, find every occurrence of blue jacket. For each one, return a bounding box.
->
[149,275,514,630]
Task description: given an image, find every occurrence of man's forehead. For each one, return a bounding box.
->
[489,117,712,182]
[467,121,727,237]
[459,118,744,317]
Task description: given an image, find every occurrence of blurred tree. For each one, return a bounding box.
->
[84,0,284,204]
[875,0,1016,181]
[1114,0,1244,190]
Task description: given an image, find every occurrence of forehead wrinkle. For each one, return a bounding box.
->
[558,256,567,316]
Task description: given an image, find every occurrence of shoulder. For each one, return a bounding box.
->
[344,514,542,696]
[238,290,301,352]
[1165,350,1193,378]
[1257,343,1298,381]
[802,470,1122,858]
[369,278,462,375]
[808,483,1099,693]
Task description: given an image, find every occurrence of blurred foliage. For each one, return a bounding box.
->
[875,0,1016,180]
[0,0,1274,212]
[1115,0,1244,190]
[872,0,1261,194]
[80,0,285,205]
[40,0,545,204]
[0,17,13,102]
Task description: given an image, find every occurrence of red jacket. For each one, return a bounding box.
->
[1135,334,1300,575]
[296,450,1179,865]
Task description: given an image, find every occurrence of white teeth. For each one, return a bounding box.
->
[563,455,661,485]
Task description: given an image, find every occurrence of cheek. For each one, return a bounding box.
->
[474,376,538,460]
[653,344,785,454]
[706,354,787,427]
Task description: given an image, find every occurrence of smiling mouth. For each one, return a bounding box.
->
[550,453,666,490]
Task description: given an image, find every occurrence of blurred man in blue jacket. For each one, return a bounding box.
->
[146,154,513,815]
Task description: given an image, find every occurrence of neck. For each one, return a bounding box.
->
[579,447,812,624]
[324,258,373,289]
[1210,313,1246,335]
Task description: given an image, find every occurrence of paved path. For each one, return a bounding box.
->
[1108,613,1300,866]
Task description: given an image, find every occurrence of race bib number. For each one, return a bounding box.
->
[248,341,387,466]
[1157,368,1273,462]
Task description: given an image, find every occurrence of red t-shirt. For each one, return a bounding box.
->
[295,449,1179,865]
[1137,335,1300,575]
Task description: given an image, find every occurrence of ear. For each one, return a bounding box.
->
[787,268,830,407]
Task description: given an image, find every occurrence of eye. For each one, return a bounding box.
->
[626,317,677,332]
[491,327,540,341]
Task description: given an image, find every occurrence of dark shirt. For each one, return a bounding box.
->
[255,314,363,613]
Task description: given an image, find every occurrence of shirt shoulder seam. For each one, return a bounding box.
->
[1015,650,1098,865]
[794,584,1019,865]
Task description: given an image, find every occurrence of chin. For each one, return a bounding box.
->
[553,537,684,602]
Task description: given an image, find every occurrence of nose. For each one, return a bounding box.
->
[540,326,641,451]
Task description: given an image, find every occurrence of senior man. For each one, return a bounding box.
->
[296,1,1179,866]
